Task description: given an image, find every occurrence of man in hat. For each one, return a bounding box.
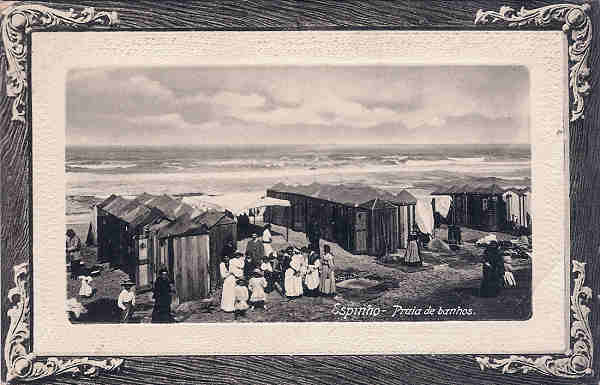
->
[152,267,175,323]
[118,279,136,323]
[66,229,83,279]
[245,233,264,267]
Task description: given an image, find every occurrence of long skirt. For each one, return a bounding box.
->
[404,241,421,265]
[220,276,236,312]
[320,268,336,295]
[480,266,503,297]
[305,270,320,291]
[152,300,173,323]
[284,269,303,297]
[263,243,274,257]
[120,302,134,323]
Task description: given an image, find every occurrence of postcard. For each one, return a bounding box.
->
[27,30,569,357]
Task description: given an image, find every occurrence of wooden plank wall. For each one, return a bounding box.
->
[172,234,210,301]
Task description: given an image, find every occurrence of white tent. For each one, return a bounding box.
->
[431,195,452,218]
[237,196,291,216]
[415,198,434,235]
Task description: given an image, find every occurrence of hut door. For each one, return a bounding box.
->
[354,211,368,253]
[135,237,153,290]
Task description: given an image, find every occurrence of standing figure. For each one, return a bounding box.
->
[304,251,321,297]
[152,267,175,323]
[404,234,422,266]
[319,244,336,296]
[284,249,304,298]
[219,255,235,312]
[243,253,256,279]
[66,229,83,280]
[78,275,94,298]
[260,256,274,293]
[307,218,321,252]
[118,279,136,323]
[262,224,274,258]
[234,279,250,320]
[245,233,264,264]
[248,269,268,310]
[480,241,505,297]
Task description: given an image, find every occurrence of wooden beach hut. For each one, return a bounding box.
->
[91,195,168,271]
[389,189,418,249]
[266,183,415,255]
[156,213,211,302]
[194,210,237,291]
[359,198,399,256]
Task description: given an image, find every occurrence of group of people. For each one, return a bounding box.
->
[117,267,176,323]
[219,223,337,319]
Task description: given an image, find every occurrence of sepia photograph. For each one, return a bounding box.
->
[3,1,595,383]
[65,65,533,324]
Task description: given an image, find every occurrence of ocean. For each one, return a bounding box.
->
[66,144,531,219]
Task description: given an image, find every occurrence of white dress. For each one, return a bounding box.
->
[285,254,304,297]
[262,229,274,257]
[305,259,321,290]
[219,262,236,312]
[78,276,93,297]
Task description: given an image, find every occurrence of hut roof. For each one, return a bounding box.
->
[133,193,200,220]
[394,189,418,205]
[359,198,397,210]
[193,210,236,228]
[98,194,132,213]
[268,183,415,207]
[98,194,169,229]
[158,213,209,238]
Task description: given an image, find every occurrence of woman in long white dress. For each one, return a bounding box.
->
[285,250,304,298]
[320,244,336,296]
[219,255,235,312]
[304,251,321,296]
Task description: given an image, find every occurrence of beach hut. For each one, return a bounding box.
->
[359,198,399,256]
[389,189,418,249]
[194,210,237,291]
[156,213,211,302]
[266,183,417,255]
[91,195,168,271]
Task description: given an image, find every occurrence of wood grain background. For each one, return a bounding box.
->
[1,1,598,384]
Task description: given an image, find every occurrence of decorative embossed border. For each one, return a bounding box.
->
[0,1,596,384]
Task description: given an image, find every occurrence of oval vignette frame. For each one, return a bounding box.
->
[0,1,597,384]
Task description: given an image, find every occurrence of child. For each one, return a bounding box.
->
[260,256,274,293]
[234,279,249,320]
[117,279,136,323]
[248,269,268,310]
[503,254,516,287]
[78,275,93,298]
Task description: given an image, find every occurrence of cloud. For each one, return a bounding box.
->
[67,66,530,145]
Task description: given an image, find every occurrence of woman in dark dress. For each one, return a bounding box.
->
[480,241,505,297]
[152,267,176,323]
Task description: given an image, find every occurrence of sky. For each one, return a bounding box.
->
[66,65,530,146]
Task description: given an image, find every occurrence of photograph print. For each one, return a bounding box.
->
[65,65,533,324]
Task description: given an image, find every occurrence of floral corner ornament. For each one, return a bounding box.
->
[475,3,592,122]
[475,260,593,378]
[5,263,124,382]
[1,4,119,122]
